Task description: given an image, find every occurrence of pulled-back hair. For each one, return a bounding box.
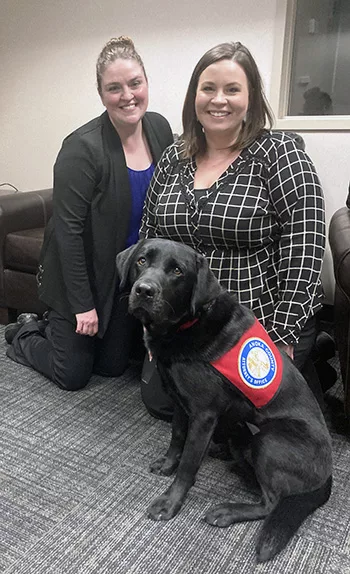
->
[96,36,146,93]
[182,42,274,158]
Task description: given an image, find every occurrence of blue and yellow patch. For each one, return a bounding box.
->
[211,319,283,408]
[239,337,277,389]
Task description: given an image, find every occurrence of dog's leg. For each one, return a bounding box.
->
[205,496,273,528]
[204,427,290,528]
[206,420,332,562]
[254,424,332,562]
[150,406,188,476]
[255,476,332,562]
[148,412,217,521]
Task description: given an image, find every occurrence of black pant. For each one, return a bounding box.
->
[293,314,326,408]
[7,292,141,391]
[140,315,322,420]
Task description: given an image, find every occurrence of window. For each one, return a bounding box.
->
[270,0,350,130]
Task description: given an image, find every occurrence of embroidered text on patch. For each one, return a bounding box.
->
[211,319,283,408]
[239,337,277,389]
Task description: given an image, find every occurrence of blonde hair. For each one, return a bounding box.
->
[96,36,146,93]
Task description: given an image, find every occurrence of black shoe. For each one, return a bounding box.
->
[312,331,336,362]
[315,360,338,393]
[4,313,39,344]
[37,310,50,335]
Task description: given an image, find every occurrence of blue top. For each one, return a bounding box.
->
[126,163,155,247]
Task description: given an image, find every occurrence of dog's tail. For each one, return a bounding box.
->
[256,475,332,563]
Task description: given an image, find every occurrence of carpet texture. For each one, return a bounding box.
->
[1,325,350,574]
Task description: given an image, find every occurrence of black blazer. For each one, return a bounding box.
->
[38,111,173,336]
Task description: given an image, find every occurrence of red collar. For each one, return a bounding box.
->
[178,318,199,331]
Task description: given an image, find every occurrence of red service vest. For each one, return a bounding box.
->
[210,318,283,408]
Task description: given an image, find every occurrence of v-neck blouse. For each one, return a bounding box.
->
[140,132,325,346]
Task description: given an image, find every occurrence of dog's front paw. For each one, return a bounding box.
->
[205,503,236,527]
[147,494,182,521]
[149,456,179,476]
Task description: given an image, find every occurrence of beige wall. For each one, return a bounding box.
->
[0,0,276,190]
[1,0,349,302]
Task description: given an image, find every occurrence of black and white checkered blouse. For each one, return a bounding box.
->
[140,130,325,345]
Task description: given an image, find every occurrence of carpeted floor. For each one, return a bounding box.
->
[1,325,350,574]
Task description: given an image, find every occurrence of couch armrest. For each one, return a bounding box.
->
[329,206,350,297]
[329,206,350,415]
[0,189,53,234]
[0,189,53,303]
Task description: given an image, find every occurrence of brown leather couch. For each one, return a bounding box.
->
[329,190,350,416]
[0,189,52,323]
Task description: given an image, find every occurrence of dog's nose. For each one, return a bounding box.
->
[135,282,157,298]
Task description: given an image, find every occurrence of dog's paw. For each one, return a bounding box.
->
[255,537,279,563]
[204,503,236,527]
[147,494,182,521]
[149,456,179,476]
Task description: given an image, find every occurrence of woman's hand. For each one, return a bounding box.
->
[276,342,294,360]
[75,309,99,336]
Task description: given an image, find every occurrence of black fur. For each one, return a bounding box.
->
[116,238,332,563]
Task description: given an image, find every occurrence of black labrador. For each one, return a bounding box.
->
[116,238,332,563]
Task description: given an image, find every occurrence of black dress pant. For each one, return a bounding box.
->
[7,292,141,391]
[140,314,323,421]
[293,314,325,409]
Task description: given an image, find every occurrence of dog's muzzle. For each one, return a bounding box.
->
[129,279,165,325]
[134,281,159,300]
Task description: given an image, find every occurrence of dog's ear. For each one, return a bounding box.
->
[191,253,222,315]
[116,240,144,290]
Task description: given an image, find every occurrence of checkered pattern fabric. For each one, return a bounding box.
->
[140,131,325,345]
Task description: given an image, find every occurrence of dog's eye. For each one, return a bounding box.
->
[137,257,146,266]
[173,267,183,276]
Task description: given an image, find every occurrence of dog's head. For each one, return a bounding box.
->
[116,238,222,333]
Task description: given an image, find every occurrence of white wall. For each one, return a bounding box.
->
[1,0,349,302]
[0,0,276,190]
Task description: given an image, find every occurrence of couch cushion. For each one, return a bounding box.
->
[5,228,44,273]
[4,269,47,314]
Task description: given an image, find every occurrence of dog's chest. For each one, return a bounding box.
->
[146,316,283,410]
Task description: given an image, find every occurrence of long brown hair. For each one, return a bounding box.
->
[182,42,274,158]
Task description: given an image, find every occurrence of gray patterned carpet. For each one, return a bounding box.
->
[1,325,350,574]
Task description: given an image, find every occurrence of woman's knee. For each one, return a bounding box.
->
[52,360,93,391]
[93,356,129,378]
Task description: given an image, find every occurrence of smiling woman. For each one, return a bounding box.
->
[99,59,148,133]
[5,36,173,394]
[194,59,249,188]
[195,60,249,142]
[139,41,329,420]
